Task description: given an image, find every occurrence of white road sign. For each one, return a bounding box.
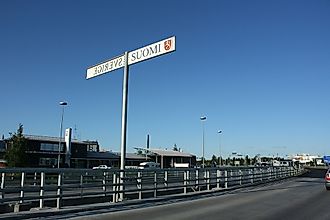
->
[86,55,125,79]
[86,36,176,79]
[128,36,175,65]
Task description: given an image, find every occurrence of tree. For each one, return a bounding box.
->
[5,124,28,167]
[245,155,251,165]
[211,155,217,166]
[136,149,143,155]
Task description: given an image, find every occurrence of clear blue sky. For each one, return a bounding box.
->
[1,0,330,159]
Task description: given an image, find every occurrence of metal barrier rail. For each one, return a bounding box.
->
[0,166,303,211]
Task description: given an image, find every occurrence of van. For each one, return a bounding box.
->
[139,162,160,169]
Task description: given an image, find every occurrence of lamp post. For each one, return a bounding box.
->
[217,130,222,166]
[200,116,207,168]
[58,101,68,168]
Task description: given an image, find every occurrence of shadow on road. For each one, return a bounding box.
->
[299,167,327,178]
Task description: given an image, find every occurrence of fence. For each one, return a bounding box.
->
[0,166,303,212]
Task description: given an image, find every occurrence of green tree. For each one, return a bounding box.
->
[5,124,28,167]
[136,149,143,155]
[211,155,217,166]
[245,155,251,165]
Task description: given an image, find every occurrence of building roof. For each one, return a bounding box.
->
[86,151,119,159]
[147,148,195,157]
[126,153,148,160]
[24,135,98,145]
[86,151,148,160]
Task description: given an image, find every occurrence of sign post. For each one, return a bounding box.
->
[119,51,129,198]
[86,36,176,201]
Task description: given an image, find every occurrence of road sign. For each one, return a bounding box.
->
[86,36,176,201]
[324,156,330,163]
[86,36,175,79]
[128,36,175,65]
[86,55,125,80]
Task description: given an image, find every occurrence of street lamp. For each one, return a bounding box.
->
[217,130,222,166]
[200,116,207,168]
[58,101,68,168]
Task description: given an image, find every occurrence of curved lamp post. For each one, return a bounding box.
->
[58,101,68,168]
[200,116,207,168]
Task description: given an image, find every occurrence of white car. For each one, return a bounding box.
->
[92,165,111,170]
[139,162,160,169]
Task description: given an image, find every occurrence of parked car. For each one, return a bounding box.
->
[325,168,330,190]
[138,162,160,169]
[92,165,111,170]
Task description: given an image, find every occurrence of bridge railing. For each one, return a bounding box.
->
[0,166,304,212]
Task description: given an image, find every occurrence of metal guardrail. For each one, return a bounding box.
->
[0,166,303,212]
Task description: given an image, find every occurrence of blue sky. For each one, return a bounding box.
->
[1,0,330,158]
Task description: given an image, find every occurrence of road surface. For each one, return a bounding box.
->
[51,172,330,220]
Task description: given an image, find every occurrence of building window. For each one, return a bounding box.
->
[40,143,64,152]
[39,157,58,166]
[87,144,97,152]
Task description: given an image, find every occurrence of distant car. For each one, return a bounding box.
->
[92,165,111,170]
[138,162,160,169]
[325,168,330,190]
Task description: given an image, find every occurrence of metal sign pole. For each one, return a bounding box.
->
[119,51,129,201]
[86,37,176,201]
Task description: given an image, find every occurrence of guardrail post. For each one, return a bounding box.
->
[278,167,281,178]
[137,171,142,200]
[119,170,125,202]
[164,170,168,189]
[217,169,221,188]
[275,167,278,179]
[224,170,228,188]
[187,170,190,191]
[271,167,274,180]
[195,169,199,191]
[39,172,45,209]
[279,167,281,178]
[267,168,271,180]
[239,170,242,185]
[1,173,5,200]
[20,172,25,203]
[206,170,210,190]
[154,171,157,198]
[250,169,253,184]
[183,170,187,194]
[103,172,107,197]
[285,167,287,177]
[80,174,83,198]
[112,172,117,203]
[56,172,63,209]
[34,172,37,186]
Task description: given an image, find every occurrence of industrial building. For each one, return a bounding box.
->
[1,134,196,169]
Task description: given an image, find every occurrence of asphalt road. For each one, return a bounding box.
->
[65,173,330,220]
